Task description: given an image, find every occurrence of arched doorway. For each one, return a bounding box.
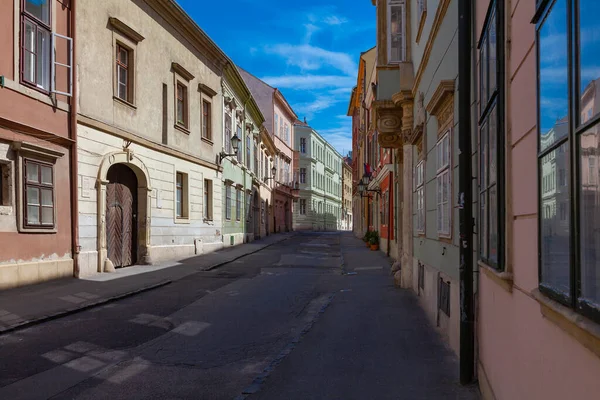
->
[253,191,260,239]
[284,201,290,232]
[106,164,138,268]
[265,200,269,236]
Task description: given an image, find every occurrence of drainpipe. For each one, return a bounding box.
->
[69,0,80,277]
[458,0,475,385]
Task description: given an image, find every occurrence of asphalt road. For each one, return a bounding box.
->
[0,232,480,400]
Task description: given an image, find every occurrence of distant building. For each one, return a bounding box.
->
[293,121,343,231]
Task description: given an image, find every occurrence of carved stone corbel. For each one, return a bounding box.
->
[374,100,404,149]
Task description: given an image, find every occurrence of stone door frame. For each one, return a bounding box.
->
[96,150,152,272]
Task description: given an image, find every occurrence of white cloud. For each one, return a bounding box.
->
[264,44,357,76]
[323,15,348,26]
[304,23,320,43]
[261,75,356,90]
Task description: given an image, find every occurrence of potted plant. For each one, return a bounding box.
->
[363,230,372,246]
[369,231,379,251]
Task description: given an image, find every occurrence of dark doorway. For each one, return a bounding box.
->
[106,164,138,268]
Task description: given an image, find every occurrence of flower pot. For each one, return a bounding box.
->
[370,244,379,251]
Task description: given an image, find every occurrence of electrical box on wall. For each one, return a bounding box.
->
[0,76,5,88]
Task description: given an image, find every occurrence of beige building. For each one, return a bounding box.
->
[75,0,230,276]
[341,158,353,231]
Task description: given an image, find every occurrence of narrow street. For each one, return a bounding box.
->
[0,233,479,400]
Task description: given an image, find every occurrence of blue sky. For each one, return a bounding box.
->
[177,0,376,156]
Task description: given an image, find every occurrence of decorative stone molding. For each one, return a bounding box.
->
[198,83,217,97]
[246,122,254,132]
[108,17,145,43]
[171,62,194,81]
[374,100,404,149]
[236,109,243,121]
[426,80,455,131]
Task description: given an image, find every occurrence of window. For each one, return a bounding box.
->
[300,138,306,153]
[415,160,425,233]
[246,192,252,222]
[274,114,279,136]
[224,109,232,152]
[254,143,259,174]
[225,185,232,220]
[536,0,600,320]
[284,124,289,143]
[21,0,51,91]
[24,160,54,228]
[388,0,406,63]
[176,82,188,128]
[115,44,132,102]
[246,135,251,169]
[300,168,306,184]
[175,172,184,218]
[261,200,265,223]
[204,179,213,221]
[202,101,212,140]
[237,124,243,163]
[436,133,451,237]
[300,199,306,215]
[479,0,504,268]
[264,155,268,182]
[280,118,284,137]
[236,188,242,221]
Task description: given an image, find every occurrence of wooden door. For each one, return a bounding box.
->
[106,164,138,268]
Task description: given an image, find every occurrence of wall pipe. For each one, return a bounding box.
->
[69,0,80,277]
[458,0,475,385]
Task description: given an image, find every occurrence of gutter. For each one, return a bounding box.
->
[458,0,475,385]
[69,0,80,276]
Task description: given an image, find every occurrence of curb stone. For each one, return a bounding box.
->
[0,280,172,335]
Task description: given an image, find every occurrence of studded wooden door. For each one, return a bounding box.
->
[106,164,138,268]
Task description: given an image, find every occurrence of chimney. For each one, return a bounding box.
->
[303,116,307,124]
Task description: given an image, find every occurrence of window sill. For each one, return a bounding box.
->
[113,96,137,110]
[479,261,513,293]
[174,124,190,135]
[174,217,190,224]
[532,288,600,359]
[1,77,70,112]
[19,226,58,234]
[201,137,214,145]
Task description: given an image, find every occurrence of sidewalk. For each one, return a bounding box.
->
[249,232,480,400]
[0,233,295,334]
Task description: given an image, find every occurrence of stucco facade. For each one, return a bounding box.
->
[0,0,75,289]
[341,159,353,231]
[476,0,600,398]
[238,69,299,234]
[75,0,229,276]
[293,122,343,231]
[220,68,265,247]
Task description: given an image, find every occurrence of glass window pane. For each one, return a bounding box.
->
[578,1,600,126]
[118,48,128,65]
[481,121,488,189]
[27,205,40,224]
[580,128,600,306]
[26,163,39,183]
[36,28,50,90]
[119,83,127,101]
[41,165,52,184]
[480,36,488,113]
[24,20,35,52]
[539,0,569,152]
[177,99,184,123]
[540,141,570,296]
[41,206,53,225]
[25,0,50,24]
[41,188,52,206]
[118,66,127,87]
[480,193,488,259]
[27,187,40,205]
[489,10,497,97]
[489,104,497,184]
[489,184,498,263]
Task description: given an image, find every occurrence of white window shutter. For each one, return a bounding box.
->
[51,32,73,97]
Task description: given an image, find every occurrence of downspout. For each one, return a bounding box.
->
[458,0,475,385]
[69,0,80,276]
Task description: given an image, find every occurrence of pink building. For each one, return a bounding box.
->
[476,0,600,398]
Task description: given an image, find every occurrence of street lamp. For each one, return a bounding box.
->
[218,133,241,164]
[264,166,277,181]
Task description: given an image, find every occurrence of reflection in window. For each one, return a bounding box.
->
[578,0,600,126]
[539,0,569,152]
[580,129,600,306]
[540,142,570,297]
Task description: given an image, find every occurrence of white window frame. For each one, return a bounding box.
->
[300,199,306,215]
[436,131,451,237]
[387,0,406,63]
[415,160,425,234]
[225,184,232,220]
[203,179,213,221]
